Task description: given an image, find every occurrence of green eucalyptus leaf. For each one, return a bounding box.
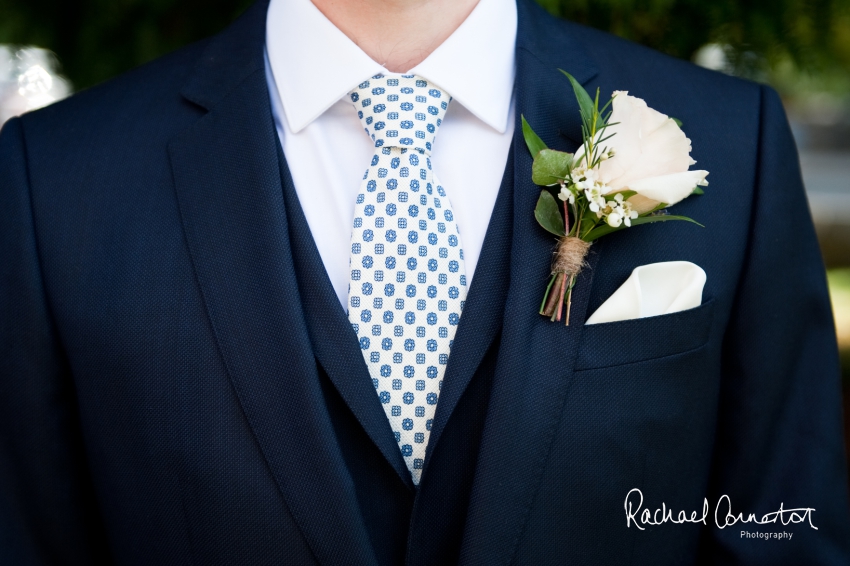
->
[521,115,547,158]
[559,69,595,127]
[584,214,704,242]
[691,186,705,195]
[532,149,574,186]
[534,190,566,237]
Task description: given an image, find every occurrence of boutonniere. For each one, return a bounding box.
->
[523,71,710,325]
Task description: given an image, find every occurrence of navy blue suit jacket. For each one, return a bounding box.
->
[2,1,849,564]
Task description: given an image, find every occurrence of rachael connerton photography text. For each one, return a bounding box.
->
[624,488,818,531]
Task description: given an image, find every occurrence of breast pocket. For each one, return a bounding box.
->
[574,298,715,370]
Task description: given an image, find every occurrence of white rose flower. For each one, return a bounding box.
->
[575,91,709,214]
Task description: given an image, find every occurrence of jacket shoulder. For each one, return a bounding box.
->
[18,39,209,145]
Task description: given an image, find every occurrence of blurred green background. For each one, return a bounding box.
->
[1,0,848,90]
[1,0,849,444]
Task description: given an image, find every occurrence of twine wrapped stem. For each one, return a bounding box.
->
[540,236,591,325]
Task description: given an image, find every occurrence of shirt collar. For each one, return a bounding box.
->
[266,0,517,134]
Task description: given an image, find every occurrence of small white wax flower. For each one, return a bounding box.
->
[585,186,605,213]
[606,211,623,227]
[578,166,596,181]
[572,165,598,189]
[618,200,639,227]
[574,92,709,213]
[558,185,575,203]
[620,201,640,226]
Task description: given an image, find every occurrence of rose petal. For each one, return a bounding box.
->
[626,194,661,215]
[606,118,695,190]
[627,171,709,212]
[569,92,709,215]
[594,93,645,182]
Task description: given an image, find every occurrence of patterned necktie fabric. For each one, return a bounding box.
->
[347,74,467,484]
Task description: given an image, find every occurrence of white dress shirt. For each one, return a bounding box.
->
[265,0,517,307]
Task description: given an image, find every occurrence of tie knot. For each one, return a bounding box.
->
[349,74,451,155]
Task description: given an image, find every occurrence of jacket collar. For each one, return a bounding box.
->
[180,0,268,112]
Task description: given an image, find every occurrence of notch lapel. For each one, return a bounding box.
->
[169,3,378,564]
[420,145,515,472]
[459,1,602,563]
[276,146,415,491]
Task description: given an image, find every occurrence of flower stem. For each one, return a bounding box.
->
[544,273,565,319]
[539,273,557,315]
[564,274,576,326]
[555,271,568,322]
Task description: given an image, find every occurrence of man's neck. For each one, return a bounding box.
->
[310,0,480,72]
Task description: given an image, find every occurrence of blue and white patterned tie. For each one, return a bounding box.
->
[347,74,467,484]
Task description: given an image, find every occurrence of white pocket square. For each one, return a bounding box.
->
[585,261,706,325]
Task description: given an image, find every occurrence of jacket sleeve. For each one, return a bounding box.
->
[0,117,112,565]
[697,86,850,564]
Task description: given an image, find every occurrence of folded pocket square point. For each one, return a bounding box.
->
[586,261,706,325]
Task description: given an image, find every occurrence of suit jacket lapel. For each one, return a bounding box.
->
[459,1,601,563]
[169,3,378,564]
[421,145,514,472]
[276,143,415,491]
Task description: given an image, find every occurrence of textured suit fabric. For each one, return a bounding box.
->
[1,0,849,565]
